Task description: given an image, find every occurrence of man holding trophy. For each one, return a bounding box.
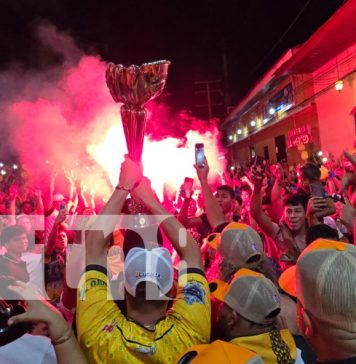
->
[75,60,211,363]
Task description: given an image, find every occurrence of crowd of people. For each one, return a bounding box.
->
[0,145,356,363]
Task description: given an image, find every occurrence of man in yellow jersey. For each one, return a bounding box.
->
[211,268,298,364]
[76,157,211,363]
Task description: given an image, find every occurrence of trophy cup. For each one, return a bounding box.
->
[106,60,170,215]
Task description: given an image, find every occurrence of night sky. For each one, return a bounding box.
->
[0,0,345,119]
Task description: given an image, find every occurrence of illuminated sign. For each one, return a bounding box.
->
[287,124,312,147]
[264,83,293,119]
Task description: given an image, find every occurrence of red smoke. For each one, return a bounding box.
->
[2,23,226,199]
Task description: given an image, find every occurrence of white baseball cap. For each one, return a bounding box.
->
[53,193,65,202]
[124,247,173,298]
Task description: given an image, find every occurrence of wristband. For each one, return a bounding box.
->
[115,185,131,193]
[51,328,73,346]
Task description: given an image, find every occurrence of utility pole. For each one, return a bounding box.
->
[194,80,223,120]
[221,38,232,114]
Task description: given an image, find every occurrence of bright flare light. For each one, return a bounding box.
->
[0,170,6,176]
[237,129,242,135]
[335,80,343,92]
[269,107,275,115]
[250,120,256,127]
[88,122,225,200]
[322,157,328,163]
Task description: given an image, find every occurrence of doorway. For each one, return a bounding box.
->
[275,135,287,163]
[263,146,269,160]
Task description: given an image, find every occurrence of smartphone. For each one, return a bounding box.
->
[195,143,205,168]
[309,182,326,198]
[183,177,194,196]
[331,193,345,204]
[60,203,67,212]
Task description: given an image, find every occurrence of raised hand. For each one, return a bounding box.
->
[33,187,42,198]
[307,197,328,216]
[194,157,209,182]
[9,184,19,201]
[249,162,265,190]
[274,163,284,182]
[336,196,355,230]
[340,151,356,193]
[118,156,143,190]
[54,209,67,226]
[131,177,154,203]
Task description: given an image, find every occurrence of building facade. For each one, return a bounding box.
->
[222,0,356,166]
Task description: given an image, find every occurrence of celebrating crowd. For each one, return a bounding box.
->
[0,146,356,364]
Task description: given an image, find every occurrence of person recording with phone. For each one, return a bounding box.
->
[180,144,239,234]
[296,162,354,243]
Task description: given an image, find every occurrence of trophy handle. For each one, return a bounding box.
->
[120,105,147,162]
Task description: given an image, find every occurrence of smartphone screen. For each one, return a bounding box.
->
[183,177,194,196]
[195,143,205,168]
[309,182,326,198]
[60,203,67,211]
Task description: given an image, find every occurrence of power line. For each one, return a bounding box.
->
[247,0,313,80]
[194,80,223,120]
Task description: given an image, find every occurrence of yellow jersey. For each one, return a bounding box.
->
[76,265,211,363]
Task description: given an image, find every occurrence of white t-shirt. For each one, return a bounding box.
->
[0,334,57,364]
[21,252,45,293]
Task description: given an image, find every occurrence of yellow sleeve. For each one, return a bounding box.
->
[76,265,124,341]
[168,269,211,343]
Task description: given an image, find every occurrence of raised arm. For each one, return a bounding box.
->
[44,170,56,212]
[45,209,67,256]
[338,196,355,235]
[177,187,203,228]
[88,189,96,212]
[250,171,277,238]
[240,175,254,191]
[177,193,192,226]
[271,164,284,222]
[8,185,19,226]
[132,178,203,270]
[33,188,44,215]
[76,180,89,210]
[195,157,227,230]
[85,157,142,266]
[340,151,356,193]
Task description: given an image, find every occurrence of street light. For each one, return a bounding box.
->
[335,80,343,92]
